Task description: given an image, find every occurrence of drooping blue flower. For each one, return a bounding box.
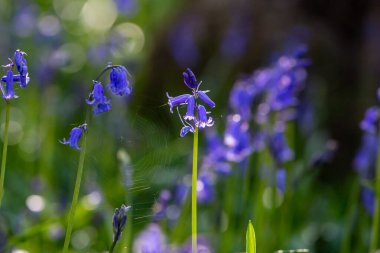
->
[180,125,194,137]
[196,105,214,128]
[360,107,380,134]
[184,95,196,120]
[133,223,167,253]
[60,124,87,150]
[354,133,377,178]
[14,49,28,77]
[108,66,131,96]
[167,93,191,113]
[167,68,215,137]
[1,69,17,100]
[86,81,111,115]
[112,204,131,243]
[197,91,215,108]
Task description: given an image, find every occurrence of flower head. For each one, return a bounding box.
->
[360,107,380,134]
[133,223,167,253]
[167,68,215,137]
[108,66,131,96]
[86,81,111,115]
[60,124,87,150]
[2,69,17,100]
[113,204,131,243]
[14,50,28,77]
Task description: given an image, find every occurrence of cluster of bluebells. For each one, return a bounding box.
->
[353,89,380,215]
[61,64,131,150]
[167,68,215,137]
[197,45,310,196]
[0,50,30,100]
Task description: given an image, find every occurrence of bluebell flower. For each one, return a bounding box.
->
[277,168,286,193]
[60,124,87,150]
[113,204,131,243]
[86,81,111,115]
[360,107,380,134]
[269,130,294,164]
[180,125,194,137]
[133,223,167,253]
[166,93,191,113]
[229,84,254,120]
[361,187,375,216]
[354,133,377,178]
[108,66,131,96]
[196,105,214,128]
[14,49,28,77]
[167,68,215,137]
[203,131,231,175]
[1,69,17,100]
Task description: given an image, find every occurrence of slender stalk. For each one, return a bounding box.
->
[192,127,198,253]
[0,101,10,207]
[109,240,117,253]
[370,132,380,252]
[62,131,87,253]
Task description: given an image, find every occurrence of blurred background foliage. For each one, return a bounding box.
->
[0,0,379,252]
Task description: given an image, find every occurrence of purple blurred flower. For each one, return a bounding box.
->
[361,187,375,216]
[197,172,214,204]
[360,107,380,134]
[153,190,171,222]
[269,130,293,164]
[133,223,167,253]
[177,236,213,253]
[354,133,377,178]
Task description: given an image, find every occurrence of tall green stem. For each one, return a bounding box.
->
[109,240,117,253]
[62,131,87,253]
[370,132,380,252]
[0,101,10,207]
[192,127,198,253]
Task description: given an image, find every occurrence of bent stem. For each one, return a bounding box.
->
[192,127,198,253]
[62,131,87,253]
[370,132,380,252]
[0,101,10,207]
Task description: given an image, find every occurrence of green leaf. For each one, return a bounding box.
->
[246,220,256,253]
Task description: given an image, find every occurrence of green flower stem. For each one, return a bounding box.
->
[62,130,87,253]
[192,127,198,253]
[109,240,117,253]
[0,101,10,207]
[370,132,380,252]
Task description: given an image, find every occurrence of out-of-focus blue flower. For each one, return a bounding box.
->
[60,124,87,150]
[167,68,215,137]
[202,131,231,175]
[361,187,375,216]
[269,130,294,164]
[153,190,171,222]
[114,0,138,15]
[113,204,131,243]
[229,83,254,120]
[86,81,111,115]
[354,133,377,178]
[224,115,252,162]
[108,66,131,96]
[277,169,286,193]
[133,223,167,253]
[360,107,380,134]
[1,69,17,100]
[197,172,214,204]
